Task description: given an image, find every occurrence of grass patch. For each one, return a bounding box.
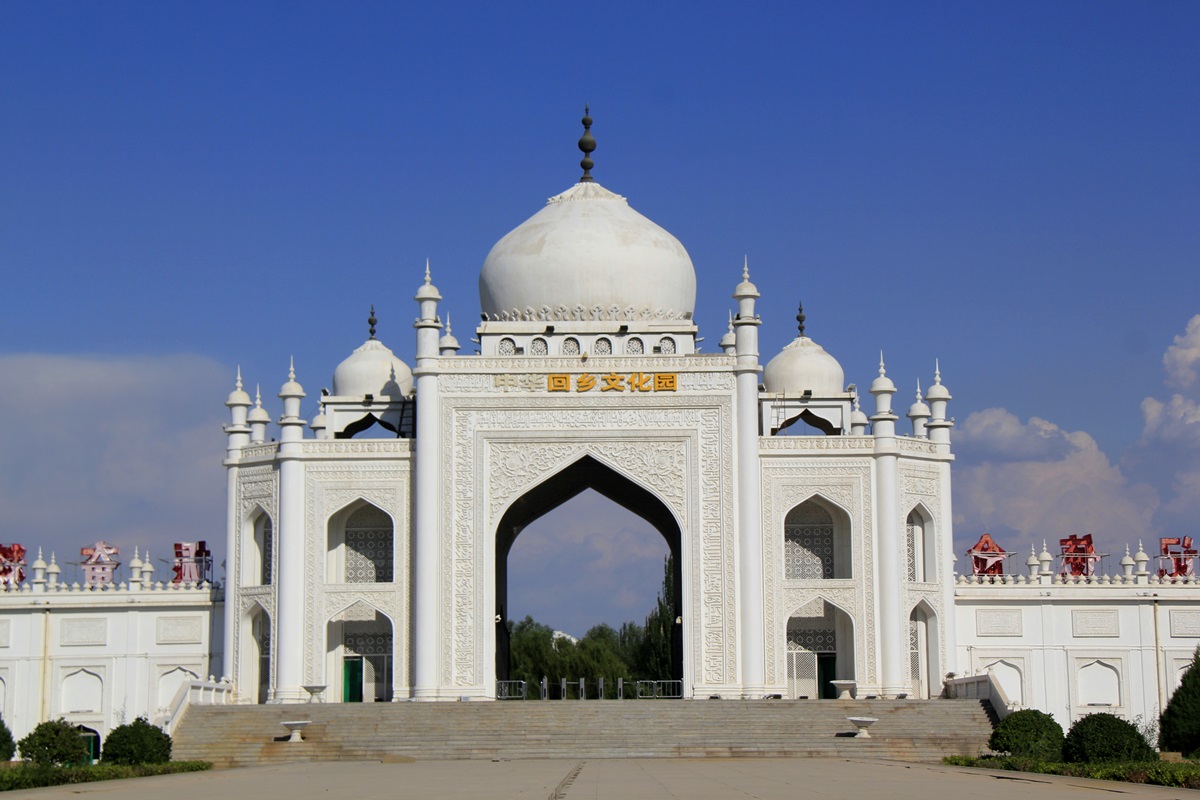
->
[943,755,1200,789]
[0,761,211,792]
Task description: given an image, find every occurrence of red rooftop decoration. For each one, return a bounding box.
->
[967,533,1008,576]
[172,541,212,584]
[1159,537,1197,579]
[80,541,120,587]
[0,544,26,590]
[1059,534,1100,577]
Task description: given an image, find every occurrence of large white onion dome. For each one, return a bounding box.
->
[478,109,696,322]
[331,308,413,397]
[762,304,846,396]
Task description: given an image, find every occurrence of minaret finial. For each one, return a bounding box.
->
[235,366,243,391]
[255,384,262,407]
[289,356,296,381]
[445,314,452,335]
[879,351,886,377]
[934,358,942,384]
[796,302,806,337]
[742,256,750,282]
[578,105,596,182]
[368,305,377,340]
[916,379,923,401]
[424,258,431,284]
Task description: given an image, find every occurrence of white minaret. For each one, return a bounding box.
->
[870,354,905,698]
[924,361,953,445]
[412,261,444,699]
[732,260,766,697]
[273,359,307,702]
[222,368,251,681]
[248,385,270,444]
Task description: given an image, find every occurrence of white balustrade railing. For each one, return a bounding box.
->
[943,671,1013,720]
[159,677,235,734]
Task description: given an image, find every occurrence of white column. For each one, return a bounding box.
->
[732,264,765,697]
[222,369,251,683]
[272,362,307,703]
[870,358,905,698]
[412,265,443,699]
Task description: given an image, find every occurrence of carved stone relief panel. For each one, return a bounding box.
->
[443,393,735,690]
[304,466,409,692]
[762,463,873,688]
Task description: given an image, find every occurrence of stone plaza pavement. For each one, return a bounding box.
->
[5,758,1195,799]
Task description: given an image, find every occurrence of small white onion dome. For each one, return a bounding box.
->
[310,407,327,434]
[279,359,305,399]
[1134,541,1150,566]
[415,261,441,302]
[870,354,896,394]
[1026,546,1041,570]
[718,313,736,353]
[226,367,251,407]
[129,547,143,570]
[439,315,461,353]
[247,386,271,425]
[733,259,759,299]
[47,553,61,576]
[763,336,845,395]
[908,382,931,418]
[333,339,413,397]
[1120,545,1136,570]
[849,396,869,428]
[32,548,47,571]
[925,361,951,401]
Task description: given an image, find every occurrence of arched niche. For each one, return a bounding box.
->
[785,597,855,699]
[784,496,852,580]
[908,601,941,699]
[493,454,683,686]
[905,505,937,583]
[238,604,271,704]
[243,507,273,587]
[326,500,395,584]
[157,666,199,711]
[1078,660,1121,708]
[982,658,1025,706]
[61,669,102,714]
[325,601,394,703]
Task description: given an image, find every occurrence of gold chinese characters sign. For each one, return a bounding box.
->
[492,373,678,393]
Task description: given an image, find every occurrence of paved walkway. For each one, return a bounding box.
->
[5,758,1194,799]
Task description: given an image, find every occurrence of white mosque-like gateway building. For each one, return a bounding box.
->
[1,112,1198,745]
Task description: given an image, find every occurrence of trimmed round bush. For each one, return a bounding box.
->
[18,719,89,766]
[101,717,172,765]
[0,716,14,761]
[1161,650,1200,755]
[988,708,1064,761]
[1064,712,1156,763]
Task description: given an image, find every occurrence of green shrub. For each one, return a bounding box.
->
[101,717,171,765]
[943,755,1200,789]
[0,761,210,791]
[0,716,15,760]
[1161,648,1200,755]
[17,719,89,766]
[1064,712,1156,763]
[988,708,1064,761]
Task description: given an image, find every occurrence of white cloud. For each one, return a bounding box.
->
[954,408,1158,559]
[1140,393,1200,447]
[0,354,230,579]
[1163,314,1200,389]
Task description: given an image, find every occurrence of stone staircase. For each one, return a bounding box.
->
[173,699,994,767]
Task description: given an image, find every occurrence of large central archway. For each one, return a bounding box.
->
[494,455,683,685]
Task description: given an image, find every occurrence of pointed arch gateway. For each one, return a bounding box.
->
[494,454,684,686]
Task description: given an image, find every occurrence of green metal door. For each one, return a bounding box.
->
[344,656,364,703]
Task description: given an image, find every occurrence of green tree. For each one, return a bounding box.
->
[0,716,14,761]
[101,717,172,765]
[18,719,89,766]
[635,554,676,680]
[1161,647,1200,755]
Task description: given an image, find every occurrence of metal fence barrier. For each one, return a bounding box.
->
[501,678,682,699]
[496,680,527,700]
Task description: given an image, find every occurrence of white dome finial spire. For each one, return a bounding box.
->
[742,255,750,282]
[879,351,887,377]
[235,366,243,391]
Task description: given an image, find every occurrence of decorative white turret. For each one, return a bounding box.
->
[719,313,736,355]
[1121,544,1136,579]
[413,260,443,699]
[47,552,60,587]
[332,306,413,398]
[31,548,47,592]
[129,547,144,588]
[1027,545,1042,579]
[439,315,461,356]
[277,358,306,440]
[224,367,252,451]
[248,385,270,444]
[849,395,869,435]
[925,361,953,444]
[869,354,898,436]
[763,303,846,397]
[907,381,931,438]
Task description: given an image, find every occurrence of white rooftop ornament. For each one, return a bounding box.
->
[870,352,896,394]
[479,107,696,322]
[925,359,951,401]
[226,366,251,407]
[763,302,847,396]
[331,306,413,397]
[248,385,270,424]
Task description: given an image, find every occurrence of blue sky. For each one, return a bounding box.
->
[2,2,1198,636]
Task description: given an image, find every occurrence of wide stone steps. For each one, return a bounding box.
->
[173,699,994,767]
